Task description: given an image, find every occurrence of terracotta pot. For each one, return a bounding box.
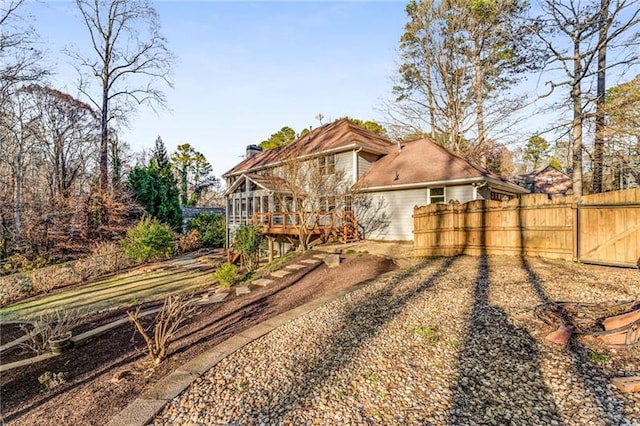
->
[48,332,73,355]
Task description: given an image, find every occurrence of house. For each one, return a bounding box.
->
[517,165,573,195]
[223,119,527,247]
[358,138,528,240]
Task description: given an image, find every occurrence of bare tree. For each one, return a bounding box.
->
[27,85,99,199]
[0,87,39,245]
[534,0,640,196]
[391,0,535,163]
[602,75,640,188]
[0,0,46,107]
[267,150,351,251]
[69,0,174,194]
[128,295,198,366]
[265,146,387,251]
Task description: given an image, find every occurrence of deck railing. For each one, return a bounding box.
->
[250,210,359,241]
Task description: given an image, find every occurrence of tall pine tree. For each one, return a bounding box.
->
[127,136,182,230]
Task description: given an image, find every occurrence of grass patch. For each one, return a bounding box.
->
[412,325,439,343]
[366,371,380,384]
[587,349,610,364]
[345,249,368,255]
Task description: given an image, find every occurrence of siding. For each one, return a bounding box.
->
[358,152,378,180]
[335,151,353,182]
[363,184,477,241]
[363,189,426,241]
[446,185,475,203]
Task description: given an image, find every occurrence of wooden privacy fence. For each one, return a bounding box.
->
[413,188,640,268]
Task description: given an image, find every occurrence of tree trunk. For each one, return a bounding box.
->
[474,40,487,167]
[425,63,436,139]
[13,149,22,245]
[100,82,109,194]
[571,38,584,197]
[592,0,609,193]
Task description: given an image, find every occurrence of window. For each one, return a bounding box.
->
[546,177,554,185]
[344,195,353,212]
[429,187,445,204]
[490,191,514,201]
[318,154,335,175]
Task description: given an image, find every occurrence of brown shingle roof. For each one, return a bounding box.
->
[224,119,393,177]
[357,138,512,188]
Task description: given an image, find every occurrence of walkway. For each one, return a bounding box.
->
[0,251,226,322]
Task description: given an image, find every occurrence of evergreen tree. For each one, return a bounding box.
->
[152,136,170,170]
[127,136,182,230]
[523,135,550,170]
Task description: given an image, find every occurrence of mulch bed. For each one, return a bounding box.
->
[0,252,396,426]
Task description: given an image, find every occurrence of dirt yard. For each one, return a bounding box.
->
[0,251,396,425]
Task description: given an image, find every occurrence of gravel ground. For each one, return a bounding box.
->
[152,255,640,426]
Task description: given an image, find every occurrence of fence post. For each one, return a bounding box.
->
[572,202,579,262]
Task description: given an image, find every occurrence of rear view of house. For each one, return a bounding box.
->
[223,119,527,248]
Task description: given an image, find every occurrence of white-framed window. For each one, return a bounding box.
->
[546,177,554,185]
[428,187,446,204]
[318,154,335,175]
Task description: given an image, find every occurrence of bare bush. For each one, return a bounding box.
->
[69,255,101,282]
[31,265,75,294]
[0,275,24,306]
[127,295,199,365]
[90,241,130,272]
[20,309,83,354]
[178,230,202,253]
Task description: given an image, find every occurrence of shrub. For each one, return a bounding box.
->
[1,254,47,275]
[38,371,68,391]
[91,241,130,272]
[31,265,75,293]
[127,295,198,365]
[20,309,83,354]
[121,217,176,263]
[187,212,225,248]
[70,256,101,282]
[234,224,263,272]
[178,230,202,253]
[214,262,239,289]
[0,275,23,306]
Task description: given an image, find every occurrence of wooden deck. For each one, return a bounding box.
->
[251,210,360,242]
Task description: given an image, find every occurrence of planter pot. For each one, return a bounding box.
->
[49,332,73,355]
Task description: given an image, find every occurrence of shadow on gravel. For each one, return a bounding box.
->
[250,256,456,423]
[449,255,564,425]
[520,256,629,423]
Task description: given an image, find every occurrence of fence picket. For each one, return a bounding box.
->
[413,188,640,268]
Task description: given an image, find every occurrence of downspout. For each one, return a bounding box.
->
[472,181,487,200]
[353,147,363,184]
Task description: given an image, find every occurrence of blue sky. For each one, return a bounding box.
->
[21,0,640,180]
[26,1,408,179]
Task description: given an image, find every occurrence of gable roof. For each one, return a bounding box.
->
[224,172,289,196]
[521,164,570,180]
[357,138,526,193]
[224,119,393,177]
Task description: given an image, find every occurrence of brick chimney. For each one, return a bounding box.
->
[246,144,263,158]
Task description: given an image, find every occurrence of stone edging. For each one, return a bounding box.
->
[106,269,399,426]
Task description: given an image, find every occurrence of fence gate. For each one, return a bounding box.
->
[577,202,640,268]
